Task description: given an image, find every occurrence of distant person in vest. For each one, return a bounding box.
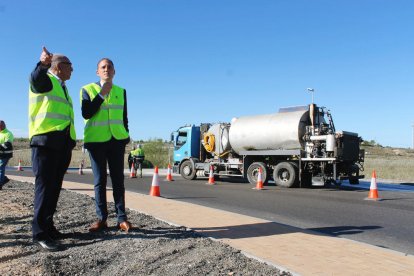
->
[130,144,145,158]
[80,58,132,233]
[29,47,76,251]
[0,120,14,189]
[128,143,145,170]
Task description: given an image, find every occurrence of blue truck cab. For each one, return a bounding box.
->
[171,125,201,173]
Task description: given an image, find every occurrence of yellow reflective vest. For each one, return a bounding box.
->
[131,148,144,157]
[28,74,76,140]
[0,128,14,144]
[81,83,129,143]
[0,128,14,158]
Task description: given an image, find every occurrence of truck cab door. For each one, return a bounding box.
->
[173,125,201,165]
[173,130,190,163]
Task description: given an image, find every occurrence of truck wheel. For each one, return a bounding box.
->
[300,172,312,188]
[349,177,359,185]
[348,165,360,184]
[180,160,197,180]
[273,162,298,188]
[247,162,268,186]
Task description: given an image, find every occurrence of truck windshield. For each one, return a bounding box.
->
[175,131,188,150]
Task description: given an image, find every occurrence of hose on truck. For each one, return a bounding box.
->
[203,133,215,152]
[203,133,230,158]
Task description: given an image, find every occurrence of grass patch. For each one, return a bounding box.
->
[362,145,414,181]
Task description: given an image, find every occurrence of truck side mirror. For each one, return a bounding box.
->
[170,133,174,142]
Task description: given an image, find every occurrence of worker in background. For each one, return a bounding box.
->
[0,120,14,189]
[80,58,132,233]
[29,47,76,251]
[130,144,145,158]
[128,144,145,174]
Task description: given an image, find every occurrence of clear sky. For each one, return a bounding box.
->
[0,0,413,148]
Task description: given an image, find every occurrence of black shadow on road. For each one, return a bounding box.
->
[401,182,414,186]
[192,221,302,239]
[191,222,382,240]
[307,225,382,236]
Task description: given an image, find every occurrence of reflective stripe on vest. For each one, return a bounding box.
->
[81,83,129,143]
[29,94,74,107]
[28,74,76,140]
[30,112,73,122]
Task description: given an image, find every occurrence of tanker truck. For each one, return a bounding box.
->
[171,104,364,187]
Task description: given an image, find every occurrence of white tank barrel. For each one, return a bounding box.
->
[229,108,310,154]
[206,123,231,156]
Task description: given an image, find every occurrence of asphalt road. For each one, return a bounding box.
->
[7,169,414,256]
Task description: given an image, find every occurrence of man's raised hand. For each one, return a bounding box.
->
[40,46,53,66]
[100,81,113,97]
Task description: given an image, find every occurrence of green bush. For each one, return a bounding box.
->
[142,139,173,168]
[361,139,382,147]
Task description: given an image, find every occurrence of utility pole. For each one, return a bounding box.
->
[412,123,414,149]
[307,88,315,104]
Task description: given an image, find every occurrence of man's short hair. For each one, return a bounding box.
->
[51,54,69,69]
[97,58,114,68]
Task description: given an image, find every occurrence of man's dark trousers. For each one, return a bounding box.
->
[32,146,72,240]
[88,138,127,223]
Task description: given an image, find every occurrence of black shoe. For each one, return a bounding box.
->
[49,229,65,240]
[0,177,9,186]
[34,238,60,252]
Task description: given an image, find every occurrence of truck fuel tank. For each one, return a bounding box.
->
[228,106,311,155]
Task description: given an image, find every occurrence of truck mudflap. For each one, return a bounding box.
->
[172,164,180,174]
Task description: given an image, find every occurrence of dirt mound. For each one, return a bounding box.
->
[0,181,290,275]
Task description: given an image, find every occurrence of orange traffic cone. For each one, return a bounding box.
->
[207,165,215,185]
[165,163,174,181]
[254,167,264,190]
[130,162,137,178]
[149,166,161,197]
[17,160,23,171]
[365,170,382,201]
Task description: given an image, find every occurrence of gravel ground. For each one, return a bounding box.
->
[0,180,291,276]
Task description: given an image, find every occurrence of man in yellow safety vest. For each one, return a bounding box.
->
[81,58,132,233]
[29,47,76,251]
[0,120,13,189]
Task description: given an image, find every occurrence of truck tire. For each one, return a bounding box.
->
[348,165,360,184]
[247,162,268,186]
[300,172,312,188]
[349,176,359,185]
[273,162,298,188]
[180,160,197,180]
